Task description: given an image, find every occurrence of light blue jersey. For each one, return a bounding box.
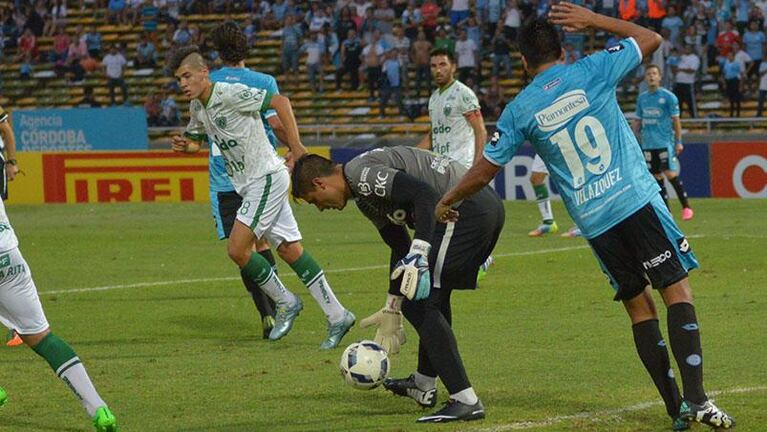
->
[635,87,679,151]
[208,67,280,193]
[485,38,659,239]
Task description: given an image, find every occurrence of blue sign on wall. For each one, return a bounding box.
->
[12,108,149,151]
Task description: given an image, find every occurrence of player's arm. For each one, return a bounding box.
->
[378,223,412,295]
[436,158,500,222]
[465,110,487,165]
[672,115,683,154]
[0,112,20,181]
[550,2,661,58]
[416,131,432,150]
[267,94,306,160]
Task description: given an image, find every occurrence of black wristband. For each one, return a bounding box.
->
[4,159,16,166]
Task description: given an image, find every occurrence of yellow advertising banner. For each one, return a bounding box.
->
[7,148,329,205]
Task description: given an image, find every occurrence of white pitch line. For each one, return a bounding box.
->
[38,245,590,296]
[476,385,767,431]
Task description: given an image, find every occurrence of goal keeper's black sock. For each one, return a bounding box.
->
[668,176,691,209]
[667,302,707,404]
[632,319,682,418]
[657,178,669,208]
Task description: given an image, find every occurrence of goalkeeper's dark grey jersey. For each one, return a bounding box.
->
[343,146,467,229]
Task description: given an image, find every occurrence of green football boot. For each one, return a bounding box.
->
[0,386,7,407]
[92,406,117,432]
[672,416,690,431]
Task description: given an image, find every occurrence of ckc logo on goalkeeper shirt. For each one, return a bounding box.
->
[535,90,590,132]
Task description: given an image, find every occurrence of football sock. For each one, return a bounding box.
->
[241,253,295,307]
[632,319,682,418]
[668,177,690,209]
[289,251,345,323]
[657,178,669,208]
[667,302,707,404]
[451,387,479,406]
[239,272,274,319]
[32,333,106,417]
[259,249,278,274]
[414,371,437,390]
[402,302,471,395]
[533,184,554,224]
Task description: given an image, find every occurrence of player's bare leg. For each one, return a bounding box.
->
[276,241,355,349]
[528,171,558,237]
[229,221,301,341]
[660,280,734,428]
[623,288,687,430]
[664,171,693,221]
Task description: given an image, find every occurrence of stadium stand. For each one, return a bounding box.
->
[3,0,767,145]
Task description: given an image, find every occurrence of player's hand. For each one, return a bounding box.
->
[359,308,405,355]
[284,150,296,173]
[675,143,684,155]
[5,163,19,181]
[171,135,190,153]
[391,240,431,301]
[291,144,307,161]
[435,200,459,223]
[549,2,597,33]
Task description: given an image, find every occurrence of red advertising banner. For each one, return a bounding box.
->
[710,142,767,198]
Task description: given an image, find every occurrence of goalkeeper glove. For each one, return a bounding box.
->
[390,239,431,301]
[359,295,406,354]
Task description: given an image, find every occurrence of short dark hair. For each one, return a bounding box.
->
[210,21,248,65]
[646,64,662,74]
[518,18,561,70]
[429,47,455,64]
[291,154,336,198]
[167,45,203,72]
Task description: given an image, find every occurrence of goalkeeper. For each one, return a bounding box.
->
[291,147,504,423]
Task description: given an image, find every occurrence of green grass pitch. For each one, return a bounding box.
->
[0,199,765,431]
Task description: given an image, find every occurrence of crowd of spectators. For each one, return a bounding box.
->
[2,0,767,122]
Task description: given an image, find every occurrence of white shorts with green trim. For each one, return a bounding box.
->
[0,248,49,335]
[236,168,302,248]
[531,154,548,174]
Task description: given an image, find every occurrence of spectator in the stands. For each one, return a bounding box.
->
[563,41,582,64]
[156,0,180,25]
[486,0,504,34]
[450,0,470,27]
[674,44,700,118]
[757,45,767,116]
[309,4,332,32]
[103,44,129,105]
[173,19,192,45]
[126,0,143,26]
[46,0,67,37]
[373,0,395,35]
[281,14,302,87]
[320,23,340,67]
[479,76,505,120]
[135,31,157,68]
[15,27,37,62]
[335,7,355,42]
[107,0,127,25]
[80,52,101,74]
[144,92,161,126]
[85,24,102,57]
[491,26,512,79]
[50,25,70,63]
[272,0,288,22]
[379,48,403,117]
[732,42,753,86]
[683,24,704,57]
[160,90,179,126]
[455,28,477,83]
[20,52,33,80]
[33,0,49,36]
[243,17,257,46]
[619,0,639,22]
[662,5,685,46]
[363,29,384,101]
[420,0,439,38]
[646,0,666,31]
[77,86,101,108]
[502,0,521,42]
[743,20,765,93]
[722,50,743,117]
[704,8,719,67]
[189,23,207,51]
[401,1,421,39]
[24,3,45,37]
[412,29,431,97]
[352,0,373,20]
[336,28,362,90]
[140,0,159,35]
[434,26,455,54]
[717,21,741,60]
[390,23,410,85]
[301,31,325,92]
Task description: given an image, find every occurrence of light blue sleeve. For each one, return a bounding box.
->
[483,105,525,166]
[667,90,680,117]
[264,75,280,119]
[583,38,643,88]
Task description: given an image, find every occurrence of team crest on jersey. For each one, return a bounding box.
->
[238,89,253,100]
[215,117,227,129]
[443,105,452,116]
[192,100,202,112]
[659,97,666,104]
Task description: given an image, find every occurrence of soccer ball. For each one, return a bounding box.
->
[339,340,390,390]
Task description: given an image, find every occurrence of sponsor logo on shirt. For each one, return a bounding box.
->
[374,171,389,197]
[607,44,625,53]
[535,90,590,132]
[643,108,662,118]
[215,117,227,129]
[543,78,562,91]
[642,250,673,270]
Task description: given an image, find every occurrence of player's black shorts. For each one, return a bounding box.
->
[0,153,7,200]
[643,148,677,174]
[215,191,243,239]
[429,186,505,291]
[588,199,692,301]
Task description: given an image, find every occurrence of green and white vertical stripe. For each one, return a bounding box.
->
[250,174,272,230]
